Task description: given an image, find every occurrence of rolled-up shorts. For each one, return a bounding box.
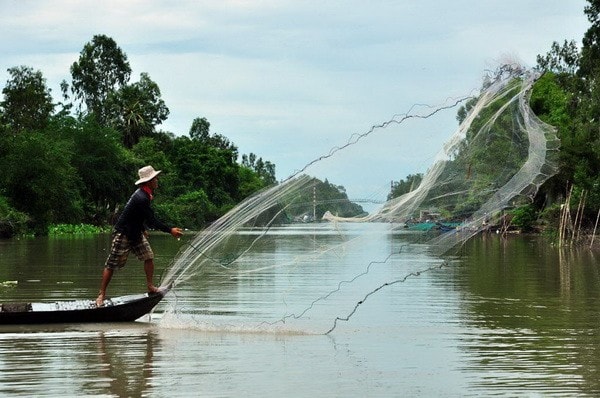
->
[104,232,154,270]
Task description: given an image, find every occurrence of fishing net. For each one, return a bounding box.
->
[159,64,559,333]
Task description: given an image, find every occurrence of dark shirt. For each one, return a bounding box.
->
[114,188,172,242]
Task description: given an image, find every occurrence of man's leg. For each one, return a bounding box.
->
[96,267,114,306]
[144,259,160,293]
[98,232,128,306]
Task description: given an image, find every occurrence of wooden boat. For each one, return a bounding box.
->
[0,288,168,325]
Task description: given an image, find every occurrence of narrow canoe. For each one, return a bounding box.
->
[0,289,167,325]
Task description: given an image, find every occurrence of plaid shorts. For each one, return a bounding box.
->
[104,232,154,270]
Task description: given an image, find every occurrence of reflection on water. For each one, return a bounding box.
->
[0,324,158,396]
[2,227,600,396]
[456,235,600,396]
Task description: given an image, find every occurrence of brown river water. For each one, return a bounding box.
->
[1,223,600,397]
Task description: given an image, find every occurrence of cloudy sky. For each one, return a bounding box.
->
[0,1,590,205]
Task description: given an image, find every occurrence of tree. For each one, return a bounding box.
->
[189,117,210,141]
[536,40,581,75]
[579,0,600,78]
[0,131,82,234]
[156,189,217,229]
[0,36,284,235]
[242,152,276,186]
[388,174,423,200]
[55,115,137,223]
[1,66,54,133]
[106,72,169,147]
[131,136,177,200]
[0,195,29,238]
[283,178,365,220]
[70,34,131,122]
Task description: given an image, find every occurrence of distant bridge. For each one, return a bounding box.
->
[315,198,387,205]
[349,198,387,205]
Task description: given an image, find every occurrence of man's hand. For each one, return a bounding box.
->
[171,227,183,239]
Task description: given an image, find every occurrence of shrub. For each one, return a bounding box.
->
[0,196,30,238]
[510,204,538,232]
[48,223,110,235]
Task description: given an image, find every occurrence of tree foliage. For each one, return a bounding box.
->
[529,0,600,222]
[388,174,423,200]
[106,72,170,148]
[56,116,138,222]
[0,130,82,234]
[535,40,581,75]
[286,178,365,220]
[385,1,600,230]
[0,35,282,237]
[70,34,131,122]
[189,117,210,141]
[580,0,600,78]
[241,153,276,186]
[1,66,54,133]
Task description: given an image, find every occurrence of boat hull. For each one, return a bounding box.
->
[0,290,166,325]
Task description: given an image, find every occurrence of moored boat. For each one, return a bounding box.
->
[405,221,460,231]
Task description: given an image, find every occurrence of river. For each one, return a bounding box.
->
[1,223,599,397]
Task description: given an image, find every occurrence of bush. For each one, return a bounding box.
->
[510,204,538,232]
[48,223,110,235]
[0,196,30,238]
[155,189,217,230]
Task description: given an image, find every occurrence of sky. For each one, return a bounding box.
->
[0,0,590,206]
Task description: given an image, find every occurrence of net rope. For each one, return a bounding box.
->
[159,64,559,333]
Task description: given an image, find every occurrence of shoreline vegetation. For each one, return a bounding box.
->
[4,3,600,244]
[48,223,111,236]
[0,35,364,239]
[386,2,600,250]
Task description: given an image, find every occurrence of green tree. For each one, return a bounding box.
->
[55,115,137,223]
[156,189,217,229]
[537,2,600,214]
[242,152,276,186]
[106,72,170,148]
[0,195,29,238]
[131,136,177,202]
[168,136,240,210]
[285,178,365,220]
[238,166,266,199]
[189,117,210,141]
[70,34,131,122]
[189,116,239,162]
[0,131,82,234]
[579,0,600,78]
[388,173,423,200]
[528,73,577,206]
[0,37,282,236]
[1,66,54,133]
[536,40,581,75]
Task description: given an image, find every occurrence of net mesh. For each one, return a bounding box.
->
[158,64,559,333]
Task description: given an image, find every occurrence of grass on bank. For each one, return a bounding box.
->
[48,223,111,236]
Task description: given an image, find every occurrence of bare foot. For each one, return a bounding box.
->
[147,285,160,294]
[95,293,105,307]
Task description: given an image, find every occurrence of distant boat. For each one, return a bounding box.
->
[0,288,168,325]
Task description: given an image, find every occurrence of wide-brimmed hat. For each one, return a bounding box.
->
[135,165,162,185]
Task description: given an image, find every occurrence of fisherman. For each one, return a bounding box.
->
[96,165,183,306]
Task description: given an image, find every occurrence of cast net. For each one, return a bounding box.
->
[158,64,559,334]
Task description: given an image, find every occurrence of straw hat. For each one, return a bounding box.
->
[135,165,162,185]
